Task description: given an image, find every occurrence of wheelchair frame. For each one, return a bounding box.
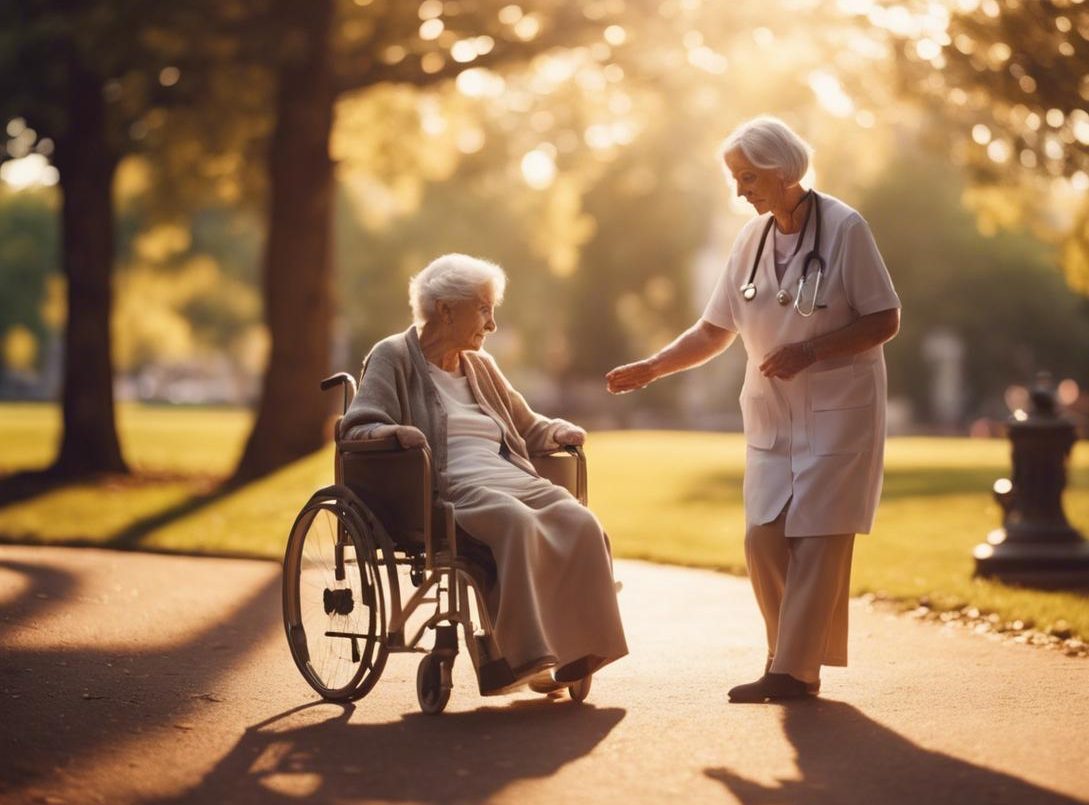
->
[282,371,591,714]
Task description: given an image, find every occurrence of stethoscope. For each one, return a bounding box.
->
[739,189,827,317]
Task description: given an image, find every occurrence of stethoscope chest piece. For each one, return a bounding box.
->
[741,283,757,301]
[776,289,791,306]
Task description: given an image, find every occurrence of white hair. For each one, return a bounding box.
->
[720,116,813,184]
[408,253,507,327]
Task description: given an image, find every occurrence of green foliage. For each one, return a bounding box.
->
[858,150,1089,418]
[0,189,58,370]
[894,1,1089,181]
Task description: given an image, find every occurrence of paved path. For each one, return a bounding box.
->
[1,544,1087,804]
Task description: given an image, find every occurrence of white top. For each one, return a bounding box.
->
[773,228,801,284]
[428,362,534,491]
[701,192,901,537]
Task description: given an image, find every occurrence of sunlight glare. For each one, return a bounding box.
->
[419,18,444,40]
[418,0,443,19]
[0,153,59,189]
[451,40,477,63]
[807,70,854,117]
[604,25,627,46]
[498,4,522,24]
[521,149,556,189]
[688,47,728,75]
[457,127,485,154]
[514,15,540,41]
[986,139,1010,164]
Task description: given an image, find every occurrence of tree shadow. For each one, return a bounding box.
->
[0,553,281,796]
[706,699,1084,805]
[0,468,241,554]
[104,484,237,550]
[0,468,72,509]
[152,698,626,804]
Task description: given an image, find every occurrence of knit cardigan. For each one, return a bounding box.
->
[340,326,573,498]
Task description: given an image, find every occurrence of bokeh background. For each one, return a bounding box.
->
[2,0,1088,641]
[4,0,1089,477]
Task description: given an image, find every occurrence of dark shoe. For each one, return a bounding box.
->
[728,672,816,703]
[480,655,557,696]
[528,669,564,694]
[554,654,605,684]
[763,658,821,695]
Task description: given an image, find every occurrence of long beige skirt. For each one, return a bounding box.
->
[446,449,628,676]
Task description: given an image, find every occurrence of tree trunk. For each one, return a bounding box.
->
[232,0,336,483]
[51,56,127,477]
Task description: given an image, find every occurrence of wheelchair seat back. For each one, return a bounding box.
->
[337,437,431,553]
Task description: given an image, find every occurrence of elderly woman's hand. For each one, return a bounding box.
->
[605,359,659,394]
[371,424,428,449]
[554,424,587,447]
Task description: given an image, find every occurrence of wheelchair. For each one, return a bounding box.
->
[282,371,593,714]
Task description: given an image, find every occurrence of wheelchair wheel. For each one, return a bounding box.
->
[283,497,389,701]
[568,674,592,703]
[417,653,453,715]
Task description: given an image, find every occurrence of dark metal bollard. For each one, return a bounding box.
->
[974,373,1089,588]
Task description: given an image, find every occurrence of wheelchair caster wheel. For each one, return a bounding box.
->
[417,653,452,715]
[568,674,592,703]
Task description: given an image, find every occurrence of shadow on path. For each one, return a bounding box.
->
[706,699,1086,805]
[0,554,280,798]
[153,698,625,804]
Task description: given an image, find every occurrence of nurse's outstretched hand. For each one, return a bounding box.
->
[606,359,658,394]
[760,341,815,380]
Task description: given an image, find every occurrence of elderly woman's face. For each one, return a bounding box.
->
[724,148,790,215]
[440,285,497,351]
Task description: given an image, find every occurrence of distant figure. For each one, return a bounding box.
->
[342,253,627,692]
[607,117,900,702]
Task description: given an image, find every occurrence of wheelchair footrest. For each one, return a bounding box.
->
[433,624,459,657]
[477,658,516,695]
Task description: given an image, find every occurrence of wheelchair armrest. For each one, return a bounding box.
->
[338,435,403,453]
[530,445,587,505]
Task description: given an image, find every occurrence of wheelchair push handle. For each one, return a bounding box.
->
[321,372,358,414]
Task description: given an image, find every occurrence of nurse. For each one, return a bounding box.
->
[606,116,901,703]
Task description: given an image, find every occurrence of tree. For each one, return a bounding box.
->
[0,0,237,476]
[888,0,1089,294]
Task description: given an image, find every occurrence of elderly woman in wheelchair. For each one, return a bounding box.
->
[282,253,627,713]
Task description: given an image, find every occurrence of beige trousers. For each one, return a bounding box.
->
[744,507,855,684]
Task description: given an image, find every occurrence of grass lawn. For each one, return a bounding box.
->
[2,403,1087,638]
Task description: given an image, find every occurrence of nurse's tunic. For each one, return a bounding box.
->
[702,193,901,538]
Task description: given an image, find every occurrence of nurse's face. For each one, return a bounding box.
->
[724,148,790,215]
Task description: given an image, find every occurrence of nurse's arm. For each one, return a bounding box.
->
[606,319,736,394]
[759,307,900,380]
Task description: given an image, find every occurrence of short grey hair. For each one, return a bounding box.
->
[720,116,813,184]
[408,253,507,326]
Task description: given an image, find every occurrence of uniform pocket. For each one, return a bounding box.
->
[809,365,875,455]
[740,394,776,450]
